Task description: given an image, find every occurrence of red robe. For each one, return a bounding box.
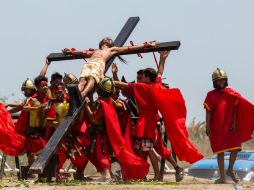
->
[0,103,25,156]
[15,109,28,135]
[204,88,254,153]
[154,126,172,159]
[69,115,90,171]
[99,98,150,180]
[115,98,133,149]
[127,82,204,164]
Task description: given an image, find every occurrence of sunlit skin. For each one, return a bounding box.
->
[63,40,158,98]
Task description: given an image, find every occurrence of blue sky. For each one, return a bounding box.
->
[1,0,254,123]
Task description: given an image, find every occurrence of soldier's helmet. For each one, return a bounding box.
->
[97,77,115,98]
[212,68,228,88]
[212,68,228,82]
[63,73,78,85]
[21,79,36,91]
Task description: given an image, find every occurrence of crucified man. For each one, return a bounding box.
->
[63,38,158,98]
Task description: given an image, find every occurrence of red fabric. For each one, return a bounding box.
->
[45,103,56,141]
[70,152,88,170]
[88,134,111,172]
[99,98,150,180]
[204,88,254,153]
[116,99,132,149]
[15,110,28,135]
[71,109,90,135]
[25,136,46,154]
[0,103,25,156]
[154,127,172,159]
[225,88,254,142]
[128,83,158,141]
[129,83,203,164]
[57,147,68,171]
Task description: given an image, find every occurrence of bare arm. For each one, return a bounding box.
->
[114,81,129,90]
[157,51,170,76]
[8,107,22,114]
[111,41,158,55]
[23,104,45,112]
[6,103,22,108]
[84,97,94,119]
[62,48,94,57]
[112,63,119,81]
[39,58,51,76]
[205,110,211,137]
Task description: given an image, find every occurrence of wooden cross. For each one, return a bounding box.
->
[29,16,140,174]
[29,17,181,175]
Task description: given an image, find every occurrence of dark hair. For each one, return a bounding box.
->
[34,76,48,87]
[99,37,127,64]
[51,72,63,82]
[99,37,114,49]
[143,68,157,82]
[137,69,144,75]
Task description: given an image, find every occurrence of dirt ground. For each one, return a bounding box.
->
[0,174,253,190]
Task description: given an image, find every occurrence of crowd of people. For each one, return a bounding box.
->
[0,37,253,184]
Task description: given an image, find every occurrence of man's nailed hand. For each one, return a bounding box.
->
[62,48,72,55]
[148,41,159,47]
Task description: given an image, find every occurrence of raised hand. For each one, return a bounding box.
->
[112,63,118,74]
[159,50,170,59]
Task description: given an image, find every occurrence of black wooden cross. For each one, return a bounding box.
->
[29,16,140,174]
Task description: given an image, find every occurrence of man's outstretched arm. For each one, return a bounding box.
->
[111,41,158,55]
[114,81,128,90]
[62,48,94,57]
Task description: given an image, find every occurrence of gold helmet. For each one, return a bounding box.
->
[63,73,78,85]
[97,77,115,98]
[21,79,36,91]
[212,68,228,82]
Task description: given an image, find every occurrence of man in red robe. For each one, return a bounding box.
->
[137,51,185,182]
[204,68,254,184]
[84,77,150,181]
[0,103,25,156]
[115,68,203,167]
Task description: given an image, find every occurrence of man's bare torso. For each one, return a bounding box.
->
[89,48,114,64]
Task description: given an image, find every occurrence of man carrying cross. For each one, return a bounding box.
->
[63,38,157,98]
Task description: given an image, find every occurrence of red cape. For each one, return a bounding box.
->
[0,103,25,156]
[15,110,28,135]
[99,98,150,180]
[225,88,254,142]
[132,83,204,164]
